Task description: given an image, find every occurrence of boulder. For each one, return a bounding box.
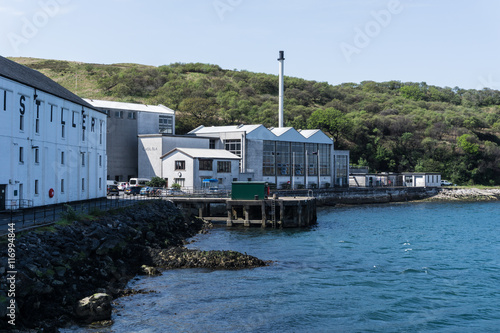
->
[75,293,112,323]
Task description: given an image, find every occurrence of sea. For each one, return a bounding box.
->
[64,201,500,333]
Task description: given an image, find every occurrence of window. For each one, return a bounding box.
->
[50,105,54,122]
[319,144,331,176]
[35,180,39,195]
[209,139,216,149]
[115,111,123,118]
[82,178,85,191]
[19,147,24,163]
[99,121,103,144]
[173,178,185,187]
[127,112,136,119]
[263,141,275,176]
[175,160,185,170]
[35,100,41,134]
[34,148,39,164]
[276,142,290,176]
[81,152,85,166]
[61,151,65,165]
[291,142,305,176]
[199,159,212,171]
[2,90,6,111]
[224,139,241,157]
[99,154,102,167]
[217,161,231,173]
[159,115,173,134]
[306,143,318,176]
[61,108,66,139]
[61,179,65,193]
[99,178,102,190]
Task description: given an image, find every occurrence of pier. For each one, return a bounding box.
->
[169,196,316,228]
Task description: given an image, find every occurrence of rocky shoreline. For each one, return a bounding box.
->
[0,200,268,332]
[425,188,500,201]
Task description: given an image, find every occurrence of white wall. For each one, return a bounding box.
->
[0,76,107,208]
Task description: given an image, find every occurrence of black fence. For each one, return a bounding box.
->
[0,195,163,233]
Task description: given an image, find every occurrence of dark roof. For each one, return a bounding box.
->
[0,56,101,112]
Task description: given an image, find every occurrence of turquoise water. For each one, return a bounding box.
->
[68,201,500,332]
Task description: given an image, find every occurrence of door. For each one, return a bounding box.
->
[19,184,23,207]
[0,185,6,211]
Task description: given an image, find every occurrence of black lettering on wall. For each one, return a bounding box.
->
[19,95,25,115]
[35,100,40,118]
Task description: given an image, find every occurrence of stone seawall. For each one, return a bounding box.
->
[274,187,442,206]
[0,200,267,331]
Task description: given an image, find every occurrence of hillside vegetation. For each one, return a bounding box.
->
[11,57,500,185]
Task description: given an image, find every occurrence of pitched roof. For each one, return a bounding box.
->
[84,99,175,114]
[188,124,262,134]
[161,148,241,160]
[0,56,99,112]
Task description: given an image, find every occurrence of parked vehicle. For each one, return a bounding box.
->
[107,184,119,196]
[107,180,118,186]
[125,186,141,196]
[118,182,129,191]
[140,187,152,196]
[441,180,453,186]
[129,178,150,187]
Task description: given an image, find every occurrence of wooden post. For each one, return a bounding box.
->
[279,200,284,228]
[244,205,250,227]
[226,201,233,227]
[261,200,267,228]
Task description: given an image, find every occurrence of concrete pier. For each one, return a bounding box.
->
[170,197,316,228]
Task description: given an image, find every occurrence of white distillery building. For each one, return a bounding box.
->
[84,99,175,183]
[161,148,241,191]
[188,125,349,189]
[0,56,107,210]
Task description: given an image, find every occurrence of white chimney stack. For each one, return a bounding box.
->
[278,50,285,128]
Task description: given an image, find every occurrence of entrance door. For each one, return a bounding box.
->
[0,185,6,211]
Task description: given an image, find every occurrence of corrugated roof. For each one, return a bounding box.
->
[0,56,99,112]
[84,99,175,114]
[298,129,320,138]
[188,124,262,134]
[161,148,241,160]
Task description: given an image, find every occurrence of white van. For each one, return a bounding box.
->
[128,178,150,187]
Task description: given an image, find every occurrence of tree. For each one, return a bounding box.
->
[307,108,353,145]
[147,176,167,187]
[457,134,479,155]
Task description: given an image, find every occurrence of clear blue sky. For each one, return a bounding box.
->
[2,0,499,90]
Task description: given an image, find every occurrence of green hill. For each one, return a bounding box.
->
[10,57,500,185]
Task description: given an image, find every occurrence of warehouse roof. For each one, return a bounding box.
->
[84,99,175,114]
[0,56,100,112]
[161,148,241,160]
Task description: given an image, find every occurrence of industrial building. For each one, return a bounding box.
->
[84,99,175,183]
[187,125,349,189]
[0,56,107,209]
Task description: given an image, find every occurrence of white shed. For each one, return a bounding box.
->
[161,148,240,191]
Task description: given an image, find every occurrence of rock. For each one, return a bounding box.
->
[75,293,113,323]
[140,265,161,276]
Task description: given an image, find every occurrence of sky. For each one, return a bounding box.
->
[1,0,500,90]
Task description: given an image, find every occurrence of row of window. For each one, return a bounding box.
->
[174,160,232,173]
[33,177,103,195]
[263,141,332,176]
[18,146,103,168]
[0,89,105,144]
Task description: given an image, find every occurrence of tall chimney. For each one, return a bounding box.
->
[278,50,285,128]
